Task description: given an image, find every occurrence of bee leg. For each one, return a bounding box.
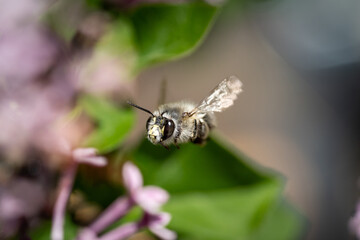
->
[174,142,180,149]
[160,142,170,150]
[182,112,190,118]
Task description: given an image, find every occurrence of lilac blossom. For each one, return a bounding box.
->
[96,223,138,240]
[51,148,107,240]
[96,205,176,240]
[0,0,48,32]
[141,212,177,240]
[0,179,47,238]
[97,211,176,240]
[0,26,59,86]
[77,162,176,240]
[0,18,74,165]
[0,0,79,167]
[77,53,135,97]
[122,162,169,214]
[84,162,169,233]
[0,84,73,164]
[72,148,107,167]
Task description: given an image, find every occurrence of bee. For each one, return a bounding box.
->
[128,76,243,149]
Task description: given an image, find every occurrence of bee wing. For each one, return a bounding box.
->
[189,76,242,116]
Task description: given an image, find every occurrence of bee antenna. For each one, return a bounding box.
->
[127,100,154,117]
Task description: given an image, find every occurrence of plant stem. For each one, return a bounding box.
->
[51,162,78,240]
[89,197,134,234]
[98,222,139,240]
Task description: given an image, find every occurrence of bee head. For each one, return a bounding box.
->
[126,101,175,145]
[146,116,175,144]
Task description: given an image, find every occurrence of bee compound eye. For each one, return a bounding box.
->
[146,117,152,130]
[163,119,175,140]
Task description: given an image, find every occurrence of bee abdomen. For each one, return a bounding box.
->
[191,119,209,144]
[191,113,216,144]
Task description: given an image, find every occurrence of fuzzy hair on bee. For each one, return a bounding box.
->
[127,76,242,149]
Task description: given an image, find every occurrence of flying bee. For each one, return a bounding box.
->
[128,76,243,149]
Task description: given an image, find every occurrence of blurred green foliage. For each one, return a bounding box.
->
[251,200,305,240]
[80,95,135,153]
[129,2,218,70]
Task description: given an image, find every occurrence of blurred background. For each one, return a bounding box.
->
[135,1,360,239]
[1,0,360,239]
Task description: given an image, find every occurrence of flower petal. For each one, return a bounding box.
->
[72,148,97,160]
[77,156,107,167]
[72,148,107,167]
[122,162,143,194]
[0,193,26,219]
[135,186,169,214]
[146,212,176,239]
[77,228,98,240]
[149,212,172,228]
[149,226,177,240]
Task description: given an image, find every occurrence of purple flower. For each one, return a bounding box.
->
[142,212,177,240]
[0,0,48,32]
[72,148,107,167]
[0,179,47,238]
[78,162,176,240]
[121,162,176,239]
[51,148,107,240]
[0,26,59,86]
[123,162,169,213]
[0,85,72,163]
[97,212,177,240]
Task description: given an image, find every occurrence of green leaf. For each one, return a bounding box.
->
[129,2,219,70]
[30,215,78,240]
[97,18,136,55]
[164,182,280,240]
[129,137,305,240]
[131,137,271,192]
[250,200,307,240]
[80,95,135,153]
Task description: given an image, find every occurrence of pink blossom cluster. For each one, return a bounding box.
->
[76,162,176,240]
